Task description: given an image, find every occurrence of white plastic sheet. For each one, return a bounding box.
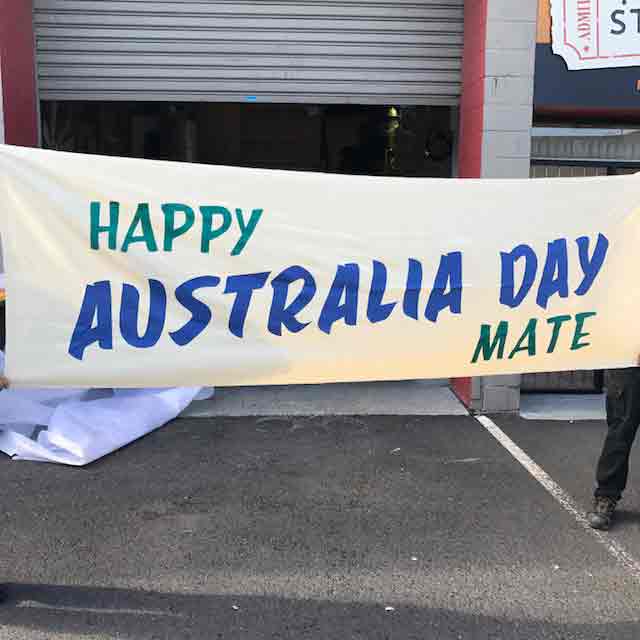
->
[0,351,213,465]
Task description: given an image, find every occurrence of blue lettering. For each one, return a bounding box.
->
[575,234,609,296]
[268,266,317,336]
[120,279,167,348]
[403,258,423,320]
[68,281,114,360]
[425,252,462,322]
[170,276,220,346]
[536,239,569,309]
[500,244,538,308]
[224,272,269,338]
[367,260,397,323]
[318,263,359,335]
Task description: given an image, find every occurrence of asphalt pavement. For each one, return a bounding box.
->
[0,412,639,639]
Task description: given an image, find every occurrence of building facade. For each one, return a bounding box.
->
[0,0,538,412]
[519,0,640,396]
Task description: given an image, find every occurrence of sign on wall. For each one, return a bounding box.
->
[551,0,640,70]
[536,0,640,114]
[0,145,639,388]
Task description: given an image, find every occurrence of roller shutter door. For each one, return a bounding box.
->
[33,0,464,105]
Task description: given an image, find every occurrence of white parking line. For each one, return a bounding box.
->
[475,414,640,580]
[16,600,185,617]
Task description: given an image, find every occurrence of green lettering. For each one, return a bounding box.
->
[90,201,119,250]
[472,321,509,363]
[232,208,263,255]
[571,311,597,350]
[200,206,232,253]
[546,314,572,354]
[508,319,537,359]
[121,203,158,253]
[162,203,195,251]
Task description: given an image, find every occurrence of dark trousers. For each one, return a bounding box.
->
[595,368,640,500]
[0,299,4,352]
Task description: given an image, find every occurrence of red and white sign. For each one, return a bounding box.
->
[551,0,640,69]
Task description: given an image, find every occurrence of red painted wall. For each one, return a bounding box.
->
[451,0,489,407]
[457,0,488,179]
[0,0,38,146]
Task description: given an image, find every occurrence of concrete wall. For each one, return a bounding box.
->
[457,0,537,412]
[478,0,537,412]
[459,0,536,181]
[472,0,538,412]
[482,0,537,179]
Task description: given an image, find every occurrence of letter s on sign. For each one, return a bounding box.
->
[611,10,626,35]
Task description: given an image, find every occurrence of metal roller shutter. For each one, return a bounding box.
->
[33,0,464,105]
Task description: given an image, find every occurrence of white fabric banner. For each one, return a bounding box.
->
[0,145,638,387]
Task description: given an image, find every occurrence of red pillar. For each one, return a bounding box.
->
[0,0,38,146]
[450,0,489,407]
[457,0,488,179]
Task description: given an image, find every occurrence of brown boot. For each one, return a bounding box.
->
[587,496,617,530]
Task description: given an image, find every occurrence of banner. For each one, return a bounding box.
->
[551,0,640,70]
[0,145,638,387]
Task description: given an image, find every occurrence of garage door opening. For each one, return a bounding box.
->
[40,101,454,178]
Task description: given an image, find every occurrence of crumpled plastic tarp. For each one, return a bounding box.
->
[0,351,213,465]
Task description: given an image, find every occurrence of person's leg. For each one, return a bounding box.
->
[596,369,640,498]
[0,295,8,601]
[0,297,4,352]
[0,297,5,389]
[588,368,640,529]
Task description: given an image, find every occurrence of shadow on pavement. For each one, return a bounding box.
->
[1,582,637,639]
[612,509,640,526]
